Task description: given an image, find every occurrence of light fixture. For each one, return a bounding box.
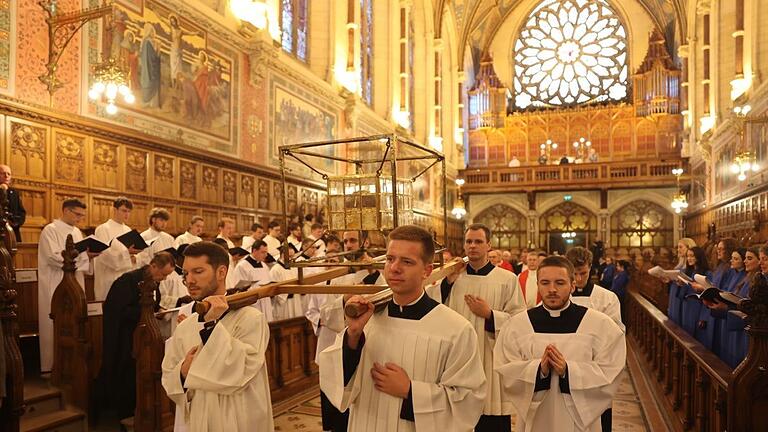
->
[451,178,467,219]
[88,58,135,115]
[231,0,269,29]
[539,139,558,164]
[730,104,762,181]
[39,1,112,96]
[670,167,688,214]
[561,231,576,238]
[572,137,592,160]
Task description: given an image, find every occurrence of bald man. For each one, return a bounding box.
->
[0,164,26,242]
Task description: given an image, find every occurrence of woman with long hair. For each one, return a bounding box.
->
[667,238,697,324]
[680,246,710,335]
[693,238,738,349]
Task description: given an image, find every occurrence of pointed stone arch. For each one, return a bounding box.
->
[473,203,528,249]
[610,199,674,248]
[538,202,598,254]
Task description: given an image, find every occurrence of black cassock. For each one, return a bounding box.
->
[6,187,25,242]
[96,266,157,420]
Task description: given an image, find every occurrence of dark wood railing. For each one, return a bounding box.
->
[0,189,23,432]
[627,290,729,431]
[460,158,687,193]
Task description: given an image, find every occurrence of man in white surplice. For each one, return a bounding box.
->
[136,207,176,267]
[37,198,96,373]
[162,241,273,432]
[494,256,626,432]
[231,240,274,322]
[93,196,139,301]
[428,223,525,431]
[215,217,236,249]
[319,225,486,431]
[263,220,282,262]
[174,215,204,248]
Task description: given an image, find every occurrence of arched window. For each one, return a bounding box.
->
[474,204,527,249]
[513,0,628,109]
[360,0,374,106]
[539,202,598,254]
[280,0,308,61]
[611,200,673,247]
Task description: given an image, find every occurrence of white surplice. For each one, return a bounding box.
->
[93,219,133,301]
[232,256,274,322]
[161,307,273,432]
[319,296,487,431]
[570,283,624,330]
[494,303,626,432]
[241,235,257,251]
[263,234,281,261]
[215,234,235,249]
[158,271,189,339]
[173,231,202,248]
[136,228,175,267]
[429,263,526,416]
[37,219,90,372]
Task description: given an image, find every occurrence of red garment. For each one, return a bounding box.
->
[518,269,541,305]
[499,261,514,272]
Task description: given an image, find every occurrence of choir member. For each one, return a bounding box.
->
[157,245,190,339]
[271,239,319,319]
[240,222,265,251]
[517,251,545,308]
[263,220,282,261]
[432,223,525,432]
[98,252,176,423]
[319,225,487,431]
[37,198,95,373]
[494,256,626,432]
[93,197,139,301]
[307,222,327,257]
[136,207,175,267]
[287,222,302,253]
[215,217,236,249]
[231,240,274,322]
[162,242,274,431]
[174,215,204,248]
[0,164,25,242]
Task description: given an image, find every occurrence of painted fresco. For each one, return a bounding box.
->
[270,74,337,174]
[0,0,13,93]
[86,0,237,148]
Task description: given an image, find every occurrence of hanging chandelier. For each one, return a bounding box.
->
[729,150,759,182]
[670,168,688,214]
[87,58,134,115]
[451,178,467,219]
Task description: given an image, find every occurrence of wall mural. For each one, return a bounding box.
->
[0,0,14,94]
[269,74,337,175]
[85,0,238,152]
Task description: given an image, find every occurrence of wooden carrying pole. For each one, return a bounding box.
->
[344,257,468,318]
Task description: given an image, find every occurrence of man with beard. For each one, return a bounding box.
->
[161,241,273,431]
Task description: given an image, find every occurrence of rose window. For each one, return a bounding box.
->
[513,0,629,109]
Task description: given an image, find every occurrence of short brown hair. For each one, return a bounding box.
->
[189,215,204,226]
[538,255,575,282]
[217,217,235,229]
[148,207,170,224]
[388,225,435,264]
[150,251,175,268]
[113,196,133,210]
[465,223,491,242]
[183,241,230,271]
[62,198,86,210]
[565,246,593,268]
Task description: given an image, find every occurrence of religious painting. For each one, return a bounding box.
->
[0,0,15,94]
[85,0,237,151]
[269,75,338,174]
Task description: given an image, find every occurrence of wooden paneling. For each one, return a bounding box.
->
[685,187,768,245]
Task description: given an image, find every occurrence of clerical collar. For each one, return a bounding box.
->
[529,301,588,333]
[387,291,439,320]
[245,256,263,268]
[467,261,495,276]
[543,300,572,317]
[573,281,594,297]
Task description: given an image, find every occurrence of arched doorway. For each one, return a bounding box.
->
[610,200,673,248]
[539,202,598,254]
[474,204,527,249]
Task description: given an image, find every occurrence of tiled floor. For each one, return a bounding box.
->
[274,369,650,431]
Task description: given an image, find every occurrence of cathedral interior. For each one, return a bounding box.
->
[0,0,766,431]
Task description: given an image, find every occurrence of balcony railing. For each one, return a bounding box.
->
[460,158,687,193]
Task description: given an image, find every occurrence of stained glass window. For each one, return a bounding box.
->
[610,200,673,247]
[513,0,628,109]
[474,204,527,249]
[360,0,374,106]
[280,0,308,62]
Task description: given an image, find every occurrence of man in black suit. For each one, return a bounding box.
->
[0,164,26,242]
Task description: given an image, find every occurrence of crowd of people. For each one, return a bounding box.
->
[32,193,631,431]
[661,237,767,368]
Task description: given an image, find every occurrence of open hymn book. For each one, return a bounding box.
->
[648,266,694,284]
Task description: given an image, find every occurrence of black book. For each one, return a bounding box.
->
[115,229,151,250]
[229,247,249,257]
[685,287,744,307]
[74,235,109,254]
